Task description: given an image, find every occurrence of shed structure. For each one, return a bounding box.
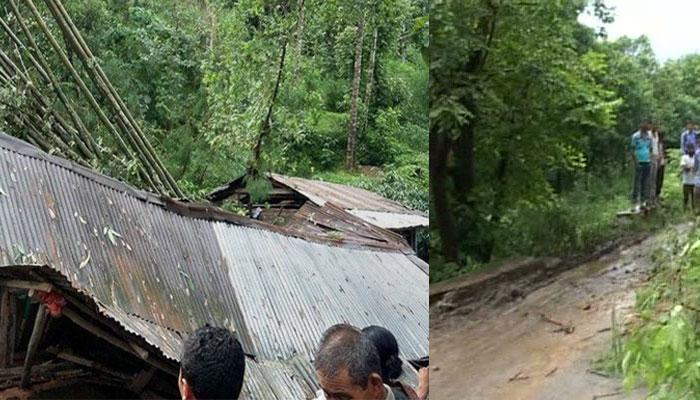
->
[209,174,429,257]
[0,133,428,399]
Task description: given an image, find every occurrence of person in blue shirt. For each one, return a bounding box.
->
[631,123,654,210]
[681,122,697,152]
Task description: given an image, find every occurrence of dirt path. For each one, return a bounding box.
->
[430,229,681,400]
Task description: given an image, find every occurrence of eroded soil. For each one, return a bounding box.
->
[430,229,682,400]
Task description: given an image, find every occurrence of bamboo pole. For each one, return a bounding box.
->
[21,112,87,164]
[46,347,132,381]
[0,280,53,292]
[5,0,99,155]
[62,308,177,377]
[21,0,166,194]
[0,33,94,162]
[20,304,48,388]
[250,37,288,177]
[0,16,48,82]
[46,0,185,198]
[0,288,11,368]
[0,54,92,163]
[0,29,93,161]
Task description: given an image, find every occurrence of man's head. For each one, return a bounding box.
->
[179,326,245,400]
[687,122,693,131]
[314,324,386,400]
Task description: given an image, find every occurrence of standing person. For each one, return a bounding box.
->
[694,144,700,213]
[630,123,654,211]
[681,122,697,152]
[362,326,429,400]
[178,326,246,400]
[655,130,666,199]
[649,126,660,204]
[681,144,695,211]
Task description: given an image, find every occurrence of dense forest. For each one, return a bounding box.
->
[431,0,700,281]
[432,0,700,397]
[0,0,428,213]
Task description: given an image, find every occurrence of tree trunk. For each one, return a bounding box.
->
[197,0,217,51]
[292,0,305,84]
[431,1,499,263]
[345,14,365,171]
[250,38,288,177]
[362,27,378,133]
[430,132,459,262]
[399,25,407,61]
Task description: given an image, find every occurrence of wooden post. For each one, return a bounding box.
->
[62,308,177,377]
[128,366,156,394]
[0,288,10,367]
[20,304,48,388]
[8,294,17,367]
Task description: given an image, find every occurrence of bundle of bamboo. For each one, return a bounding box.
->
[0,0,184,198]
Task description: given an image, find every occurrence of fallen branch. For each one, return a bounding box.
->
[545,367,557,377]
[586,368,610,378]
[540,313,575,334]
[508,371,529,382]
[580,327,613,342]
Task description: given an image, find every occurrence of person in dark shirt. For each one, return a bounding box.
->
[178,326,246,400]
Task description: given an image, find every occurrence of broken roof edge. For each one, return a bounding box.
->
[0,132,161,205]
[0,264,250,365]
[0,264,180,365]
[269,173,427,216]
[346,209,429,230]
[208,172,427,217]
[0,132,415,255]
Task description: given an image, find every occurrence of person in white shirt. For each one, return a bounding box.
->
[314,324,398,400]
[649,127,661,203]
[683,144,696,210]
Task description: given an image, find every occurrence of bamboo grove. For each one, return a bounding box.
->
[0,0,184,197]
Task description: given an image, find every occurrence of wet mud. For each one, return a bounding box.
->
[430,229,684,400]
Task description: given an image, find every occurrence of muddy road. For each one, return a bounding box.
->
[430,228,684,400]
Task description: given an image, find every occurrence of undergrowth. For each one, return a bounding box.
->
[608,223,700,399]
[432,151,685,283]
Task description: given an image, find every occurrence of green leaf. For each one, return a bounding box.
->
[103,226,123,246]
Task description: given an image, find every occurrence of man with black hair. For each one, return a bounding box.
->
[362,325,428,400]
[178,326,245,400]
[314,323,394,400]
[630,122,654,211]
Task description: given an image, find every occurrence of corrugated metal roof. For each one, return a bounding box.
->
[207,173,429,230]
[286,202,413,249]
[270,174,428,225]
[0,133,428,399]
[258,174,428,230]
[347,210,429,230]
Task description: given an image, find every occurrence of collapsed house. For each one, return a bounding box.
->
[209,174,429,257]
[0,133,429,399]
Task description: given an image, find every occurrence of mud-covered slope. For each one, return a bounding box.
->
[429,227,689,400]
